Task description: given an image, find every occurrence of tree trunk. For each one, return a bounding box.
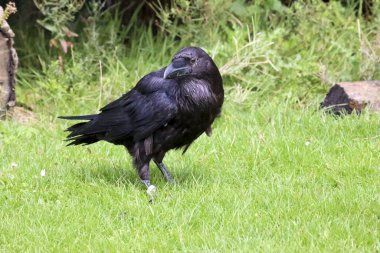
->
[0,6,18,119]
[321,81,380,114]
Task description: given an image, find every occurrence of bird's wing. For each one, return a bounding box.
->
[72,73,178,143]
[127,90,178,142]
[100,68,168,113]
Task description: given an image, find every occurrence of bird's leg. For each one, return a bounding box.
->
[129,143,157,196]
[153,152,174,183]
[136,162,151,187]
[136,161,157,198]
[127,146,153,189]
[155,162,173,182]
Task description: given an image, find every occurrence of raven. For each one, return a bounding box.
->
[60,47,224,191]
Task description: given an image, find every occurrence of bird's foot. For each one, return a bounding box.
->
[147,185,157,203]
[142,180,157,202]
[147,185,157,195]
[166,177,175,184]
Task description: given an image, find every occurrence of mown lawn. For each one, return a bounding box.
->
[1,98,379,252]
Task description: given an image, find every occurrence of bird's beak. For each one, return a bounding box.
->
[164,59,192,79]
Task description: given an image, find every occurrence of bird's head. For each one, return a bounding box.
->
[164,47,220,80]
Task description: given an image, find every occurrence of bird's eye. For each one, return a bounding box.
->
[190,58,196,64]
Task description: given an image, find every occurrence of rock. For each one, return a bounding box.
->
[321,81,380,114]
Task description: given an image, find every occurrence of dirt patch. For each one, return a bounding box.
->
[6,106,38,124]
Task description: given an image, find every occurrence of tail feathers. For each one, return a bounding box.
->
[67,135,99,146]
[59,114,97,120]
[60,114,102,146]
[66,122,88,137]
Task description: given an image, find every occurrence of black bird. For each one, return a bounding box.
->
[60,47,224,191]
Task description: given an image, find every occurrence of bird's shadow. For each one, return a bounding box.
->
[74,164,136,187]
[73,162,206,188]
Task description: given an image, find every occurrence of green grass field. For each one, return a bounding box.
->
[1,98,379,252]
[1,1,380,252]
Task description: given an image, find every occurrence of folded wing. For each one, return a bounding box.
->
[62,73,177,146]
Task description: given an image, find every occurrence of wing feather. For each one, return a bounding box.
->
[64,69,178,144]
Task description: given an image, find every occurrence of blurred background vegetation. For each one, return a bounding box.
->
[1,0,380,117]
[1,2,379,251]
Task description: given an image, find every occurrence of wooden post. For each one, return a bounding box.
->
[0,6,18,119]
[321,81,380,114]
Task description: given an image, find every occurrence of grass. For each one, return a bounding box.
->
[1,0,380,252]
[1,97,379,252]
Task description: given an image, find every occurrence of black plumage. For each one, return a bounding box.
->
[60,47,224,189]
